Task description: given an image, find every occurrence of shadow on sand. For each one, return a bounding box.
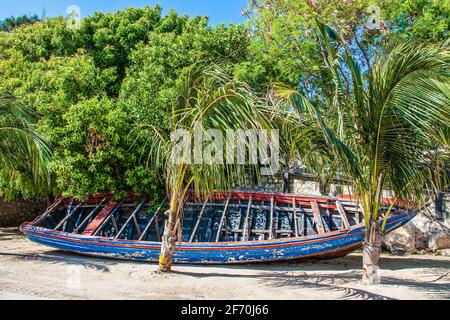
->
[1,229,449,300]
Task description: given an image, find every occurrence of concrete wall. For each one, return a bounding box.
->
[0,198,49,227]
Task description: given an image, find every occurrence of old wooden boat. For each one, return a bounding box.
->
[20,191,418,264]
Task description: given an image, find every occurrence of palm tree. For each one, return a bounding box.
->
[136,64,270,272]
[276,22,449,284]
[0,94,51,187]
[269,94,339,194]
[265,94,303,193]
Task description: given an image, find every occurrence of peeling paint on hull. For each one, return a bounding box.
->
[20,211,416,264]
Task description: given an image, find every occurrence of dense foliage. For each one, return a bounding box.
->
[0,2,448,200]
[241,0,449,95]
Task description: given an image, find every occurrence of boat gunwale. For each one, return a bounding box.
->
[20,210,417,251]
[53,190,414,211]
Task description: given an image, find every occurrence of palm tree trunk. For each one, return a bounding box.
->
[362,221,382,285]
[159,208,178,272]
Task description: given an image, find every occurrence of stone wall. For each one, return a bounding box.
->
[237,172,352,196]
[236,175,284,193]
[0,198,49,227]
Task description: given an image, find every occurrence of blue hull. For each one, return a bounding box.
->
[20,211,416,264]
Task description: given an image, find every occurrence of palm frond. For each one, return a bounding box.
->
[0,94,51,186]
[275,21,450,228]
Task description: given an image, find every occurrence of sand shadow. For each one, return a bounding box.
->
[0,250,112,272]
[173,254,450,300]
[2,229,449,299]
[260,270,449,300]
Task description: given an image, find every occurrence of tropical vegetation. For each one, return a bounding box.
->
[276,20,450,283]
[0,2,449,279]
[0,95,50,195]
[0,6,251,200]
[137,63,270,271]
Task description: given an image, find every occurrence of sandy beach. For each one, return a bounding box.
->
[0,228,448,300]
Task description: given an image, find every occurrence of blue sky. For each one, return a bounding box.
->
[0,1,249,25]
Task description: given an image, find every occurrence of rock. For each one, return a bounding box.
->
[429,233,450,251]
[436,249,450,256]
[383,223,420,254]
[383,209,450,255]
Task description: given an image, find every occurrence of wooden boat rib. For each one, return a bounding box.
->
[20,190,418,264]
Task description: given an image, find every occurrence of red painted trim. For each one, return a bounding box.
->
[82,201,118,235]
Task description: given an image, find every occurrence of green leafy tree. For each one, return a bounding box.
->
[119,16,251,130]
[0,6,254,200]
[78,6,164,96]
[242,0,449,95]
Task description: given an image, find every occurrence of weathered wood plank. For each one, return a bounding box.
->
[242,197,253,242]
[132,214,141,238]
[231,229,269,234]
[62,199,74,231]
[269,196,274,240]
[82,201,118,236]
[92,200,124,236]
[336,200,351,229]
[299,214,305,236]
[185,202,309,213]
[234,200,243,242]
[358,203,365,224]
[293,198,299,237]
[298,205,305,236]
[231,229,294,234]
[189,197,209,243]
[139,198,167,241]
[311,200,325,234]
[223,217,229,239]
[54,202,83,231]
[322,208,332,233]
[154,217,161,242]
[74,210,84,229]
[74,197,108,234]
[31,199,64,226]
[215,197,231,242]
[110,215,119,235]
[115,198,147,239]
[275,230,294,234]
